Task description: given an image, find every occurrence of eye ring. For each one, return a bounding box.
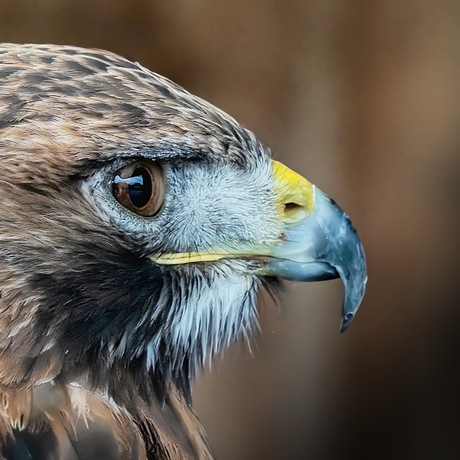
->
[112,160,165,217]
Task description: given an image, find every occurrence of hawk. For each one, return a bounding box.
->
[0,44,367,459]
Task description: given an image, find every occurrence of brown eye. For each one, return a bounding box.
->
[112,160,165,217]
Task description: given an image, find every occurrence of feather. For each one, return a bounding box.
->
[0,43,262,458]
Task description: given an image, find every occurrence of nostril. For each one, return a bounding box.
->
[282,201,308,223]
[284,202,303,213]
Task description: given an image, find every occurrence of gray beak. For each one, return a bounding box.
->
[268,189,367,332]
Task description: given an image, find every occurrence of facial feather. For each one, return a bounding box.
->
[0,44,278,400]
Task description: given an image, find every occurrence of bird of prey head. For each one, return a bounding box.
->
[0,44,366,459]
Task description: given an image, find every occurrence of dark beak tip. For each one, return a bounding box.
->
[339,312,355,333]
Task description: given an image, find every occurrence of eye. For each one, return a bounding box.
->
[112,160,165,217]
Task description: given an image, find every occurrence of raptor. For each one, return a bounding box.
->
[0,44,366,459]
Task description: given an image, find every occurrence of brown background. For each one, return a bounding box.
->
[1,1,459,459]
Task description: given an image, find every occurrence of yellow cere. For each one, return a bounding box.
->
[271,160,315,223]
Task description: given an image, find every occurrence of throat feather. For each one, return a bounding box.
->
[125,266,261,381]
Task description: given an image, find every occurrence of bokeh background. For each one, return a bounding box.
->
[1,1,459,459]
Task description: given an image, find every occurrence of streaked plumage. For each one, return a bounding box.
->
[0,44,366,459]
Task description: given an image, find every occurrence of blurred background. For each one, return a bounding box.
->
[1,1,459,458]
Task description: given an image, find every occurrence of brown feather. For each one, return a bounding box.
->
[0,43,252,458]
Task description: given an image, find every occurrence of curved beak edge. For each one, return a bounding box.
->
[267,189,367,332]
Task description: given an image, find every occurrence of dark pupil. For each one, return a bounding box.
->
[128,167,152,208]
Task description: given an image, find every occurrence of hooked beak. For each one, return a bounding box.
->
[268,161,367,331]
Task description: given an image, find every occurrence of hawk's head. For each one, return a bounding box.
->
[0,44,366,457]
